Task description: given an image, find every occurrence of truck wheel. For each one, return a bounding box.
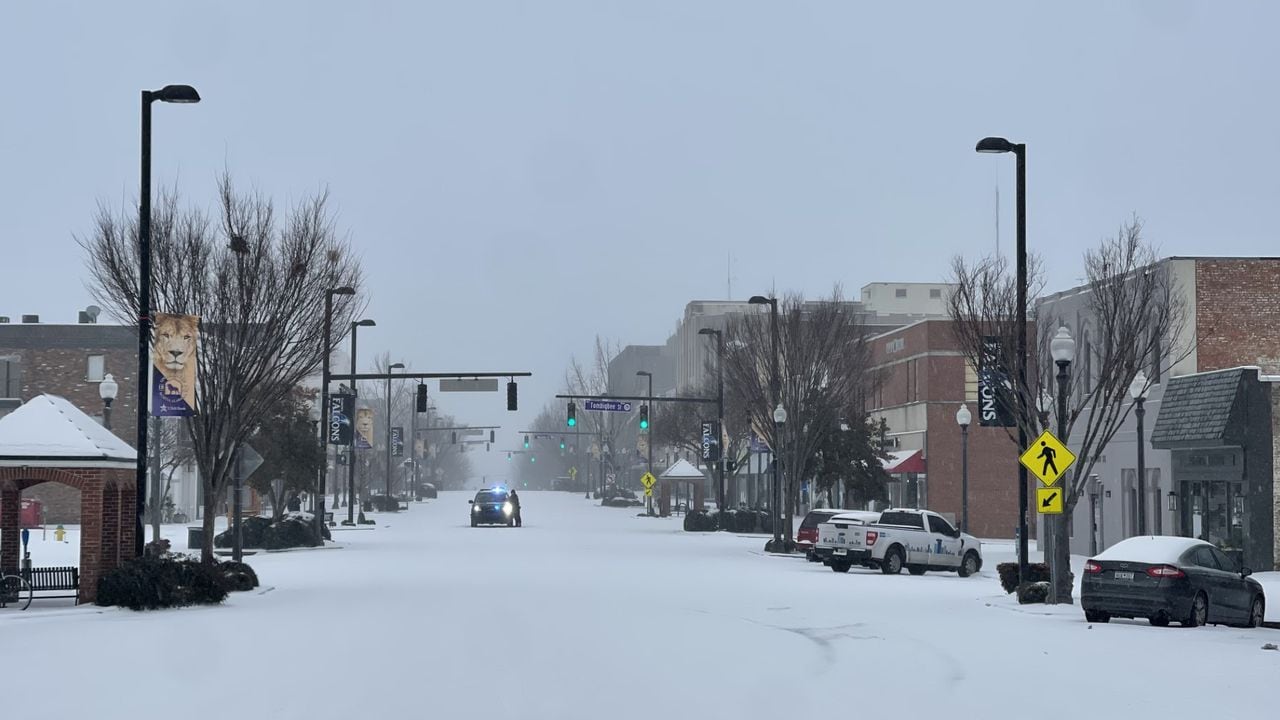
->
[907,565,927,576]
[830,561,851,573]
[880,547,904,575]
[958,551,980,578]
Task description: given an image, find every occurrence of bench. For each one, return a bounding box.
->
[24,566,80,605]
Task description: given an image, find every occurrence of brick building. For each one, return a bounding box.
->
[0,315,139,523]
[867,319,1028,539]
[1037,256,1280,568]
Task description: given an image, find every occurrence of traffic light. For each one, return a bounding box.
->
[567,402,577,427]
[507,381,518,411]
[451,431,457,444]
[523,435,530,449]
[486,443,491,452]
[639,404,649,431]
[530,455,536,463]
[490,430,496,443]
[416,384,429,413]
[507,452,512,461]
[559,437,566,450]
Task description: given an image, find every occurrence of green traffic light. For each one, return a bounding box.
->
[530,455,536,463]
[567,417,576,427]
[639,419,649,430]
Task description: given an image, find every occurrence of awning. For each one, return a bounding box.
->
[882,449,925,474]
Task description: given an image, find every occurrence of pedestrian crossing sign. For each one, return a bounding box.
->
[1019,430,1076,486]
[640,472,656,490]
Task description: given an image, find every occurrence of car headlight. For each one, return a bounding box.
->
[503,502,513,515]
[471,504,480,512]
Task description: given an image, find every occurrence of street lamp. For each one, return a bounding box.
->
[386,362,405,503]
[636,371,654,507]
[771,402,787,548]
[135,83,201,559]
[346,318,375,524]
[319,286,355,538]
[955,404,972,533]
[1129,369,1150,535]
[698,327,726,511]
[1048,325,1075,604]
[99,373,119,431]
[750,295,783,552]
[975,136,1029,586]
[1087,473,1100,556]
[309,402,321,515]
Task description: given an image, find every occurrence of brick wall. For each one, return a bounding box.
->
[1195,259,1280,373]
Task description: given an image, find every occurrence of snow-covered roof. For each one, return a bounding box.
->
[0,394,137,467]
[1092,536,1207,564]
[659,458,707,480]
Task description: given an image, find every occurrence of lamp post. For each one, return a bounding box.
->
[386,362,405,503]
[99,373,119,431]
[698,328,726,511]
[319,286,355,538]
[309,403,321,519]
[347,318,375,523]
[771,402,787,548]
[1049,325,1076,604]
[1129,369,1150,535]
[636,371,654,509]
[749,295,782,552]
[955,404,972,533]
[135,83,201,558]
[975,136,1029,586]
[1087,473,1100,556]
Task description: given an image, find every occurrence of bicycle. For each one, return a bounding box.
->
[0,573,32,611]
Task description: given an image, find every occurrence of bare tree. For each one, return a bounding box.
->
[80,176,363,562]
[723,289,876,548]
[949,217,1187,601]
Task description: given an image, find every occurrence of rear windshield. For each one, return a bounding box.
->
[475,491,507,503]
[877,511,924,529]
[801,511,838,529]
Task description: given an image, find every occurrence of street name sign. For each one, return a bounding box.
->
[584,399,633,413]
[440,378,500,392]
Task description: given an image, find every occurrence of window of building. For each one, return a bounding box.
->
[87,354,106,382]
[1151,333,1162,384]
[895,288,908,298]
[929,288,942,299]
[0,356,20,398]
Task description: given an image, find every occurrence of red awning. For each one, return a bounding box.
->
[882,449,926,474]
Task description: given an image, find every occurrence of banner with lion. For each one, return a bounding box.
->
[151,312,199,417]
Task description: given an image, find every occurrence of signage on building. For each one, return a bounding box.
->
[979,335,1016,427]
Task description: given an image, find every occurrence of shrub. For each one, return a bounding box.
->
[1017,581,1050,604]
[144,538,172,558]
[219,561,259,591]
[996,562,1051,594]
[683,510,717,532]
[96,556,229,610]
[368,495,401,512]
[263,516,322,550]
[214,516,272,549]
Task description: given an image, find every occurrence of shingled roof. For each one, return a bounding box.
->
[1150,368,1247,449]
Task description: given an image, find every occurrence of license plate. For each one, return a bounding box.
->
[833,549,847,556]
[1114,571,1134,580]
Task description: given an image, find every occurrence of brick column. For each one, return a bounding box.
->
[101,482,120,575]
[0,484,19,576]
[117,472,136,562]
[79,481,104,604]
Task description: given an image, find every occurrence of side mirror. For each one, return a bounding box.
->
[1241,567,1253,577]
[467,500,474,504]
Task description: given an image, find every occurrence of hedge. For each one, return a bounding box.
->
[996,562,1051,594]
[96,556,229,610]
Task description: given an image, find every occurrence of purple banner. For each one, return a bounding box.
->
[152,366,196,417]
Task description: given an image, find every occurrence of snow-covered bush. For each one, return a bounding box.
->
[214,516,272,549]
[219,560,259,591]
[683,510,717,532]
[995,562,1050,594]
[1017,581,1050,604]
[96,556,228,610]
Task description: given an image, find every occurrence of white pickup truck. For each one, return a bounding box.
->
[814,508,983,577]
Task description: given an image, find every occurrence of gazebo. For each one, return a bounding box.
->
[0,394,137,603]
[658,458,709,516]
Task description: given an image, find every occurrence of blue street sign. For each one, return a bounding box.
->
[583,400,633,413]
[21,528,30,548]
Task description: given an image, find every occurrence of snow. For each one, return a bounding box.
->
[658,457,706,479]
[827,510,882,524]
[2,492,1277,719]
[1092,535,1207,564]
[0,394,135,465]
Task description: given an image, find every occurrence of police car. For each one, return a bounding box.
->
[469,487,517,527]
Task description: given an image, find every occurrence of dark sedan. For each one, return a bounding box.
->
[469,488,516,527]
[1082,536,1265,628]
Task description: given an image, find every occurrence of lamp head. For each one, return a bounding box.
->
[955,404,972,427]
[155,84,201,103]
[1050,326,1076,364]
[1129,370,1149,400]
[975,136,1015,154]
[98,373,119,402]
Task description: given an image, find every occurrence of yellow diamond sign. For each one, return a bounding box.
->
[1019,430,1076,486]
[640,472,657,490]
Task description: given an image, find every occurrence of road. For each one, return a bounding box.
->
[3,491,1275,719]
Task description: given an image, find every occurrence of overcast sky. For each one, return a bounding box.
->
[3,1,1278,481]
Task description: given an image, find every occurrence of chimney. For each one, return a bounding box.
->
[21,315,39,324]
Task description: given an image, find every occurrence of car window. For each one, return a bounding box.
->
[927,515,955,536]
[878,511,924,529]
[1188,547,1219,570]
[475,491,507,503]
[1209,547,1237,573]
[801,511,836,529]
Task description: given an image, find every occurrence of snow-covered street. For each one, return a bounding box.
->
[3,491,1276,719]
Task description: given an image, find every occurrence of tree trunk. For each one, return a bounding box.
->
[201,492,217,564]
[1053,504,1076,603]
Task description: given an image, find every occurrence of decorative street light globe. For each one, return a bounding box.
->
[772,403,787,425]
[1129,369,1149,400]
[1050,326,1076,364]
[955,403,972,428]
